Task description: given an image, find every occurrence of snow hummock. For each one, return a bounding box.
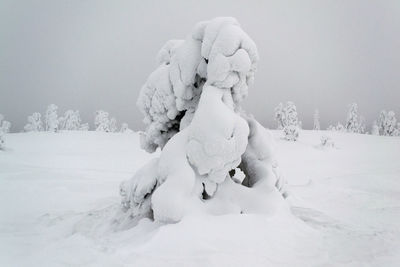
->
[1,131,400,266]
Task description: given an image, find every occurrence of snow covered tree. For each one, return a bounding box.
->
[359,116,366,134]
[1,121,11,133]
[119,17,288,225]
[0,130,4,150]
[0,114,11,133]
[59,110,82,130]
[45,104,59,132]
[120,123,133,133]
[336,122,345,132]
[327,122,345,132]
[371,120,379,135]
[378,110,397,136]
[24,112,44,132]
[345,103,362,133]
[383,111,397,136]
[394,123,400,136]
[94,110,111,132]
[110,117,117,132]
[377,110,387,135]
[0,114,10,150]
[327,124,335,131]
[274,103,284,130]
[313,109,320,130]
[282,101,300,141]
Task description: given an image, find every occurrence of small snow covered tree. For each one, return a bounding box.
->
[0,114,11,133]
[327,122,345,132]
[110,117,117,132]
[119,17,288,225]
[120,123,133,133]
[0,114,10,149]
[0,130,4,150]
[378,110,397,136]
[394,123,400,136]
[345,103,361,133]
[377,110,387,135]
[1,121,11,133]
[313,109,320,130]
[59,110,82,130]
[327,124,336,131]
[24,112,44,132]
[45,104,59,132]
[94,110,111,132]
[359,116,366,134]
[371,120,379,135]
[282,101,300,141]
[336,122,345,132]
[274,103,284,129]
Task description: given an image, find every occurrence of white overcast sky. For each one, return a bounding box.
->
[1,0,399,131]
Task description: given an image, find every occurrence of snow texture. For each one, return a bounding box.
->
[122,17,289,223]
[1,131,400,266]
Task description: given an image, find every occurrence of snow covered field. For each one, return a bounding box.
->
[0,131,399,266]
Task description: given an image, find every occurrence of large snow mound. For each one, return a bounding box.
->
[1,131,399,266]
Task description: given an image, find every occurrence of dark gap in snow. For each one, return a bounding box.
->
[201,183,211,200]
[174,110,186,130]
[229,166,249,187]
[194,74,206,91]
[237,163,250,187]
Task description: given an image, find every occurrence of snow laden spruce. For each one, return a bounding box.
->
[119,17,288,224]
[0,114,11,150]
[274,101,301,141]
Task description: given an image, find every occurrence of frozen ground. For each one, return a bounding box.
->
[0,131,399,266]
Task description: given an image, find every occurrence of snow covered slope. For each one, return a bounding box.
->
[0,131,399,266]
